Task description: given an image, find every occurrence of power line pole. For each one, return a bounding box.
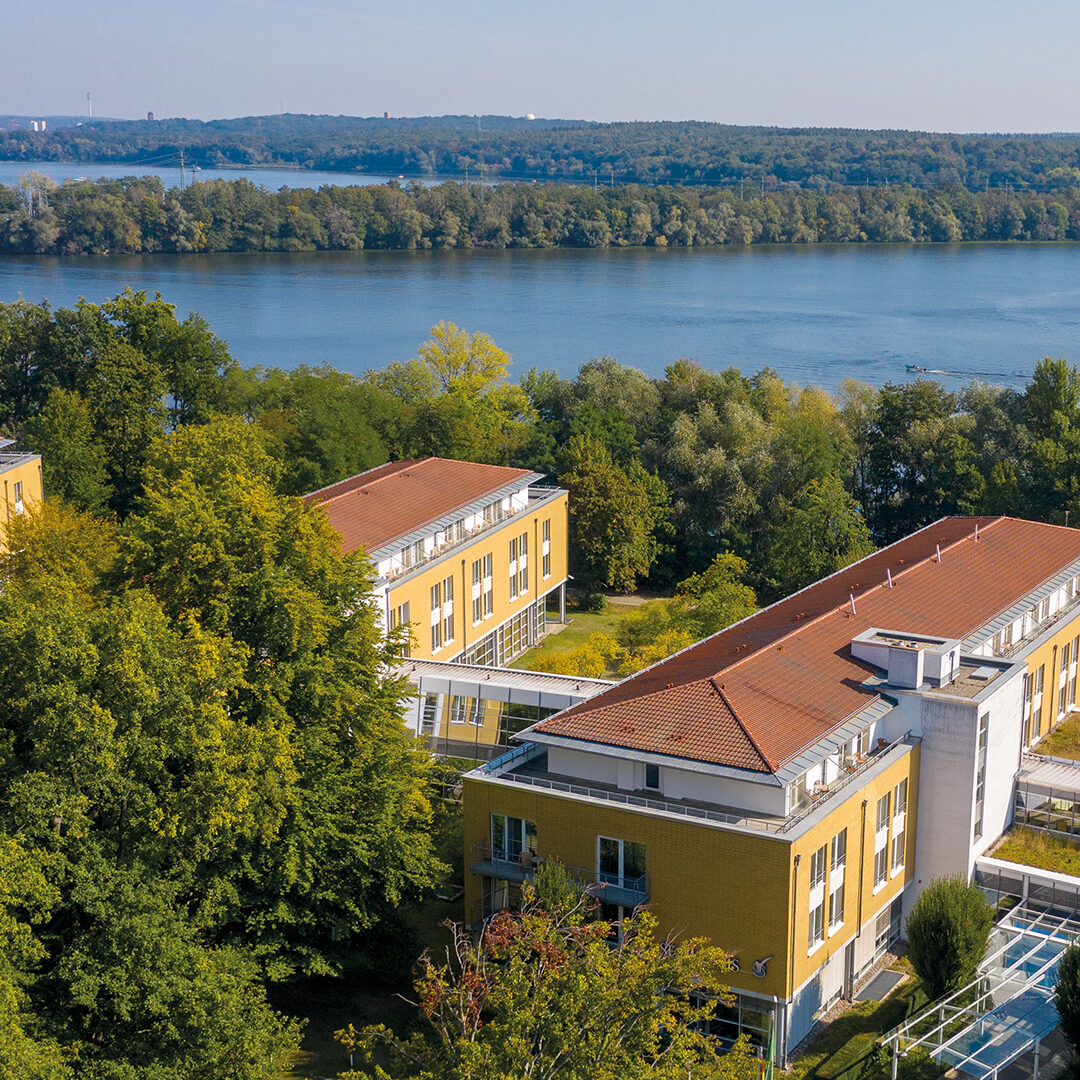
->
[179,150,185,191]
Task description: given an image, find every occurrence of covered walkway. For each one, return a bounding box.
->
[882,905,1080,1080]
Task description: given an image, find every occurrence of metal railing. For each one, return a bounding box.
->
[469,843,650,907]
[477,735,919,835]
[780,733,918,833]
[377,486,565,584]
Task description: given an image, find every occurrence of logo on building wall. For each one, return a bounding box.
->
[752,956,774,978]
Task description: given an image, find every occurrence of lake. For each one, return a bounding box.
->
[0,159,429,190]
[1,243,1078,390]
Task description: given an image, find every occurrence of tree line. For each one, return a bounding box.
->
[7,173,1080,255]
[7,113,1080,189]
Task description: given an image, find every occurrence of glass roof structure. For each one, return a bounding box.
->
[883,904,1080,1080]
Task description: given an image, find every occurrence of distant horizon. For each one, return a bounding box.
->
[5,112,1080,140]
[6,0,1080,135]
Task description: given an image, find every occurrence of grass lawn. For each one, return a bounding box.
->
[1034,714,1080,760]
[785,964,934,1080]
[991,826,1080,877]
[280,895,463,1079]
[511,600,637,673]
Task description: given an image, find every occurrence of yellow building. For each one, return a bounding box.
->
[305,457,569,667]
[463,516,1080,1068]
[0,444,43,552]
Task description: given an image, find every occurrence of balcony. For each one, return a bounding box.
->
[473,734,919,837]
[377,486,566,585]
[469,842,650,909]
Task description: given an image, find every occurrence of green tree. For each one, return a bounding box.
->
[560,432,667,592]
[24,389,110,511]
[906,877,993,999]
[758,476,875,601]
[343,885,758,1080]
[1055,943,1080,1064]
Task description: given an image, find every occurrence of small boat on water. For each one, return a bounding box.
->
[906,364,930,373]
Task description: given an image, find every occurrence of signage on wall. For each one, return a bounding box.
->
[730,955,773,977]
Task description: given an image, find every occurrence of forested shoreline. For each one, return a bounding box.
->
[6,114,1080,189]
[7,173,1080,255]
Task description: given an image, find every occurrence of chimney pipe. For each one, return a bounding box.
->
[886,569,893,588]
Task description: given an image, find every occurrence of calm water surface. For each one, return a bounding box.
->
[0,159,425,189]
[1,244,1078,390]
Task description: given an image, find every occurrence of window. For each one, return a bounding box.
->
[974,712,989,840]
[894,779,907,816]
[1039,597,1051,622]
[874,897,902,958]
[831,829,847,870]
[1034,665,1046,737]
[492,814,537,862]
[388,601,411,657]
[1062,643,1071,717]
[1072,635,1079,707]
[829,881,845,929]
[809,898,825,949]
[874,845,888,887]
[483,554,494,617]
[1023,672,1034,745]
[509,538,519,599]
[472,559,483,623]
[449,695,467,725]
[892,827,906,871]
[809,844,828,889]
[644,763,660,791]
[12,481,22,505]
[598,836,646,889]
[518,533,529,594]
[442,575,454,645]
[419,693,439,736]
[542,519,551,578]
[876,793,890,832]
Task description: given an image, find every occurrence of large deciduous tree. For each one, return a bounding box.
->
[560,431,668,593]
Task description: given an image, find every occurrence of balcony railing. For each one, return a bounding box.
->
[469,843,650,909]
[378,486,565,584]
[476,734,919,836]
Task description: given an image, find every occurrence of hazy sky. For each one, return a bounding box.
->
[6,0,1080,132]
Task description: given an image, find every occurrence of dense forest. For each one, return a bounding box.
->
[6,173,1080,255]
[2,290,1080,1075]
[5,114,1080,189]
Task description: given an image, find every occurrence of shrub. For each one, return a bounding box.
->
[1056,943,1080,1061]
[906,876,993,998]
[580,592,608,613]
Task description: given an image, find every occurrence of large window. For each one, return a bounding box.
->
[874,845,888,887]
[809,844,828,888]
[894,779,908,816]
[483,554,494,617]
[1034,665,1045,737]
[518,532,529,594]
[472,559,483,624]
[892,828,906,872]
[542,519,551,578]
[1061,642,1071,717]
[1071,634,1079,708]
[598,836,646,890]
[492,814,537,862]
[874,897,902,959]
[876,793,890,832]
[974,712,989,840]
[809,898,825,949]
[828,881,845,930]
[509,538,519,599]
[430,582,442,652]
[831,828,847,870]
[388,600,411,657]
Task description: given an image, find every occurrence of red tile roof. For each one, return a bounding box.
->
[531,517,1080,773]
[305,458,535,555]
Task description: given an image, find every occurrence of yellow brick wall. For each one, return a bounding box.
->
[788,744,919,993]
[387,492,568,662]
[0,457,43,553]
[464,742,919,1002]
[1022,608,1080,746]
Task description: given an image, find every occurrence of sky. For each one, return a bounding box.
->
[5,0,1080,132]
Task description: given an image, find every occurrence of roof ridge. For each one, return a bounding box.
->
[710,679,772,771]
[312,458,429,504]
[704,517,1000,683]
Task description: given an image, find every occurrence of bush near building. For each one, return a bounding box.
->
[905,877,993,999]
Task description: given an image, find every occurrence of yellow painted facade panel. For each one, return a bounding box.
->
[1021,607,1080,747]
[464,742,919,1002]
[386,492,568,662]
[0,457,43,553]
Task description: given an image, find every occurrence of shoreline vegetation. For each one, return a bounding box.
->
[7,173,1080,255]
